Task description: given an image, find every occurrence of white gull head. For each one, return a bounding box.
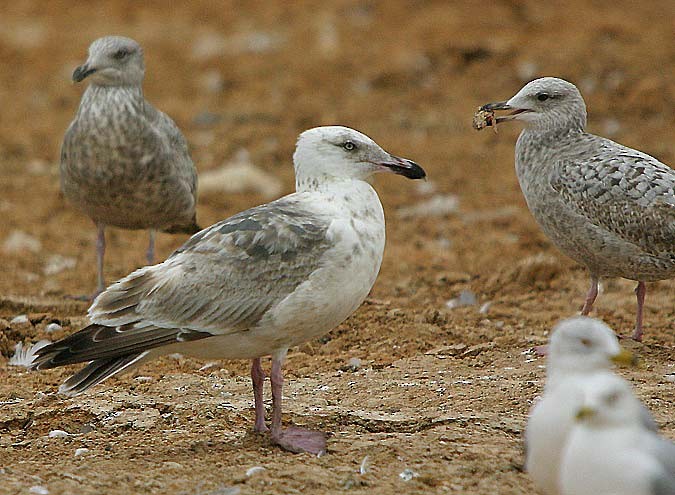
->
[574,373,645,428]
[547,316,633,383]
[483,77,587,132]
[292,126,425,191]
[72,36,145,87]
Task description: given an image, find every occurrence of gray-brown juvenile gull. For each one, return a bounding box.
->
[31,126,426,455]
[477,77,675,341]
[560,373,675,495]
[61,36,199,296]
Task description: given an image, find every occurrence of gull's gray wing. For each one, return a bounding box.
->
[93,194,332,333]
[550,135,675,257]
[32,194,332,370]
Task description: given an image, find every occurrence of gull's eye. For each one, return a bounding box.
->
[343,141,357,151]
[112,48,131,60]
[580,338,592,347]
[536,92,550,102]
[605,392,620,406]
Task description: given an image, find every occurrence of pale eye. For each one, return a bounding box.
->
[343,141,356,151]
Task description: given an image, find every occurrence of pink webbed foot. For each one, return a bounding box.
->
[533,344,549,356]
[271,427,327,455]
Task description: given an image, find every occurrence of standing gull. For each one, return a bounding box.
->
[525,316,642,495]
[477,77,675,340]
[31,126,426,455]
[61,36,199,296]
[560,373,675,495]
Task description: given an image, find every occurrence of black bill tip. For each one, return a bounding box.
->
[386,158,426,180]
[72,64,97,83]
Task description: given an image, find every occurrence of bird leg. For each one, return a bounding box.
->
[146,230,156,265]
[95,223,106,297]
[269,354,326,455]
[251,358,268,433]
[580,275,599,315]
[632,282,646,342]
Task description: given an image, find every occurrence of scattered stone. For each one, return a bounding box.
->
[198,69,226,93]
[44,323,63,333]
[445,290,477,309]
[346,357,362,371]
[245,466,265,477]
[399,468,419,481]
[3,230,41,254]
[397,194,459,218]
[10,314,30,326]
[43,254,77,275]
[199,150,283,200]
[28,486,49,495]
[74,447,89,456]
[48,430,71,438]
[162,461,183,470]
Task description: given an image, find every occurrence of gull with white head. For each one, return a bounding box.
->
[31,126,425,455]
[478,77,675,341]
[524,316,649,495]
[560,373,675,495]
[61,36,200,296]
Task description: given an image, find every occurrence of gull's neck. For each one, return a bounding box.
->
[79,84,145,117]
[295,175,372,193]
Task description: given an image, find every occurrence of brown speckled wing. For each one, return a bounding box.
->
[550,138,675,258]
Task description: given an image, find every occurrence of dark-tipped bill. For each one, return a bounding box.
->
[480,101,531,124]
[379,155,426,180]
[72,64,97,83]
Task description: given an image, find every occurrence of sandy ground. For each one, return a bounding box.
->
[0,1,673,494]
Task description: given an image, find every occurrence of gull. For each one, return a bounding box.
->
[560,373,675,495]
[61,36,199,296]
[525,316,645,495]
[479,77,675,340]
[31,125,425,455]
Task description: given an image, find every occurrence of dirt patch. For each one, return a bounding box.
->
[1,1,673,494]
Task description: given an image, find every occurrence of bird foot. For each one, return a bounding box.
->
[271,427,326,455]
[533,345,549,356]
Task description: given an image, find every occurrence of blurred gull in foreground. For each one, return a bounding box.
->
[525,316,646,495]
[61,36,199,296]
[31,126,425,455]
[477,77,675,341]
[560,374,675,495]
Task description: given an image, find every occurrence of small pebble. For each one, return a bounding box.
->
[399,468,419,481]
[74,447,89,457]
[10,314,30,326]
[245,466,265,477]
[48,430,70,438]
[45,323,62,333]
[29,487,49,495]
[445,290,477,309]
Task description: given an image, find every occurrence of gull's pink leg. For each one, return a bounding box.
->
[632,281,646,342]
[146,230,156,265]
[580,274,599,315]
[251,358,268,433]
[269,354,326,455]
